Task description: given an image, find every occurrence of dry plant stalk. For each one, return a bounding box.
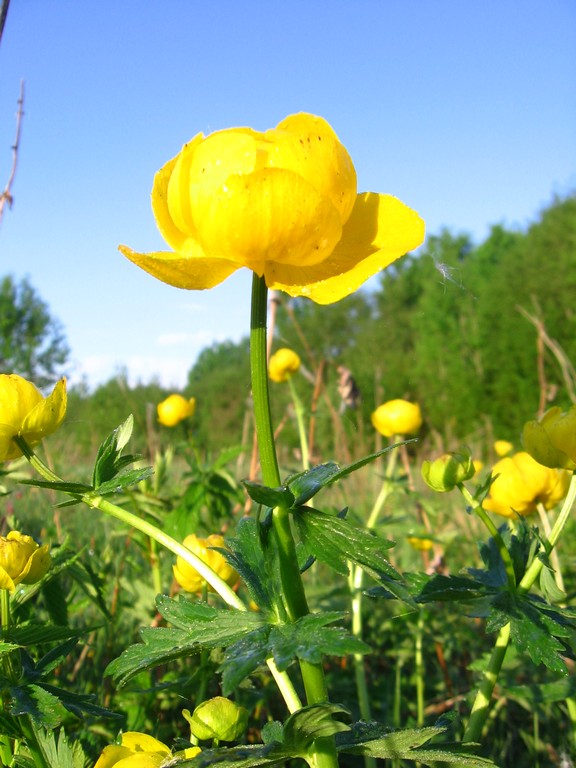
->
[0,80,24,226]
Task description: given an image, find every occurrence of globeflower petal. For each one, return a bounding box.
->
[119,246,240,291]
[20,378,67,444]
[264,193,425,303]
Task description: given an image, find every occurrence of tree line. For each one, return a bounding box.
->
[2,193,575,459]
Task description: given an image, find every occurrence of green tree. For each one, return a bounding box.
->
[0,274,69,385]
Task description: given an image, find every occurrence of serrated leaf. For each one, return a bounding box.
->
[242,480,295,509]
[268,613,370,670]
[261,721,284,745]
[89,467,153,496]
[33,727,87,768]
[220,626,271,694]
[10,683,67,728]
[293,507,398,581]
[107,601,263,687]
[417,574,488,603]
[177,742,290,768]
[224,517,281,612]
[8,625,85,647]
[40,683,123,721]
[18,479,92,495]
[488,593,572,674]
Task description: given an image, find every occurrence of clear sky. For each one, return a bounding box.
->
[1,1,574,391]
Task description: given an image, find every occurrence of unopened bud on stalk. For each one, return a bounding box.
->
[184,696,249,742]
[421,451,475,492]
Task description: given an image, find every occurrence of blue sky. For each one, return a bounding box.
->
[1,1,574,390]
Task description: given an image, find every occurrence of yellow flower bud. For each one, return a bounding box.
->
[0,375,67,462]
[268,348,301,383]
[185,697,249,743]
[493,440,513,457]
[119,112,424,305]
[371,399,422,438]
[484,451,571,518]
[421,451,475,492]
[94,731,171,768]
[157,394,196,427]
[173,534,239,594]
[0,531,51,592]
[523,406,576,471]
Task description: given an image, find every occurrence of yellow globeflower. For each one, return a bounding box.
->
[120,113,424,305]
[494,440,513,457]
[0,531,51,592]
[94,731,201,768]
[269,348,301,383]
[371,399,422,438]
[484,451,570,518]
[0,375,67,461]
[157,394,196,427]
[174,534,239,594]
[407,535,434,552]
[523,405,576,471]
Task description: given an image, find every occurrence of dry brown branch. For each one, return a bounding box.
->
[0,79,24,226]
[517,302,576,408]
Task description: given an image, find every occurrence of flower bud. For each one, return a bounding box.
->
[0,531,51,592]
[421,451,475,492]
[523,406,576,471]
[173,534,239,594]
[371,399,422,438]
[185,697,249,743]
[268,348,301,383]
[157,394,196,427]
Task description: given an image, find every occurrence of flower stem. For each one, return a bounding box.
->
[250,274,337,768]
[288,376,310,470]
[458,483,517,590]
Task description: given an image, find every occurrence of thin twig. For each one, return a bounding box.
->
[0,80,24,225]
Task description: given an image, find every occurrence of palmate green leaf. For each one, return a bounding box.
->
[33,727,86,768]
[10,683,67,729]
[268,613,370,670]
[293,507,398,580]
[107,599,264,687]
[488,592,572,674]
[40,683,123,721]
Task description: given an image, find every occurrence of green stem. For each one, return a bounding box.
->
[288,376,310,470]
[415,610,425,727]
[458,483,517,589]
[250,274,337,768]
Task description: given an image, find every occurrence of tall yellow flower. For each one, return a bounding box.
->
[268,348,301,383]
[484,451,570,518]
[0,375,67,461]
[157,393,196,427]
[120,113,424,304]
[173,534,239,594]
[371,399,422,438]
